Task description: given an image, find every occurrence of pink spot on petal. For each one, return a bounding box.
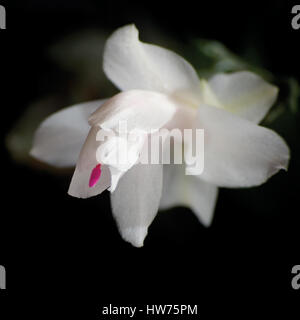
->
[89,164,102,188]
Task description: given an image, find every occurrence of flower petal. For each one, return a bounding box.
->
[196,104,290,187]
[110,163,163,247]
[30,99,105,167]
[68,126,111,198]
[97,134,145,193]
[103,24,200,97]
[160,164,218,226]
[89,90,177,132]
[208,71,278,123]
[69,90,176,198]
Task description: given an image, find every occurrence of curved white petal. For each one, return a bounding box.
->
[103,24,201,98]
[97,133,146,193]
[89,90,177,132]
[30,99,105,167]
[110,164,163,247]
[69,90,176,198]
[208,71,278,124]
[196,104,290,188]
[91,90,176,192]
[68,126,111,198]
[160,164,218,226]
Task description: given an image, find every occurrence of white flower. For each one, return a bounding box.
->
[31,25,290,247]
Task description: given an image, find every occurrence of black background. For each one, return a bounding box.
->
[0,0,299,318]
